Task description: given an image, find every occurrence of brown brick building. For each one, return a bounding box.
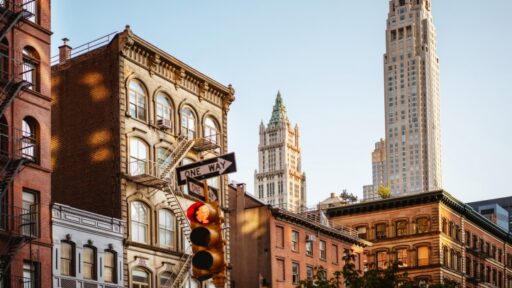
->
[51,26,235,287]
[0,0,52,287]
[326,190,512,287]
[229,183,370,288]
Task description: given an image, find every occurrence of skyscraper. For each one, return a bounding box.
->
[363,139,388,201]
[384,0,442,195]
[255,92,306,212]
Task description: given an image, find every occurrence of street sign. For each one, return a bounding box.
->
[176,152,236,186]
[187,176,218,201]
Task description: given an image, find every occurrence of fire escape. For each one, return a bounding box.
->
[127,134,220,288]
[0,0,37,285]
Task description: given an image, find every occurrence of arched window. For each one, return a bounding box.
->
[83,245,96,280]
[129,138,148,176]
[22,46,39,91]
[130,201,149,244]
[159,271,174,288]
[128,80,147,121]
[158,209,175,249]
[180,107,195,140]
[104,250,116,283]
[21,117,37,161]
[204,116,219,144]
[132,267,150,288]
[22,0,37,23]
[156,93,172,129]
[60,241,75,276]
[0,116,8,157]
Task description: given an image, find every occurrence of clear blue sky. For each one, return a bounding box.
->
[52,1,512,205]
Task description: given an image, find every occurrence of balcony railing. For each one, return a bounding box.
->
[7,276,32,288]
[0,123,38,162]
[0,205,37,238]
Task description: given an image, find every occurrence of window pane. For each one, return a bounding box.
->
[131,202,148,243]
[159,210,175,248]
[83,247,95,279]
[418,246,429,266]
[104,251,115,283]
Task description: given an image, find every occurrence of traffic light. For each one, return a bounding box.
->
[187,201,225,282]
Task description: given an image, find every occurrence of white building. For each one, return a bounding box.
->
[52,203,125,288]
[384,0,442,196]
[254,92,306,212]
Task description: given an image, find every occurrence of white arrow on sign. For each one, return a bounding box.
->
[179,158,233,181]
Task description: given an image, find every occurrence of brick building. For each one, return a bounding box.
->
[326,190,512,287]
[0,0,52,287]
[51,26,235,287]
[229,183,369,288]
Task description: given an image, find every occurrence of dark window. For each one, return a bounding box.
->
[375,223,387,239]
[395,220,407,236]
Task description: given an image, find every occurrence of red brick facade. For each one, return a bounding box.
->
[229,184,368,288]
[326,190,512,287]
[0,0,52,287]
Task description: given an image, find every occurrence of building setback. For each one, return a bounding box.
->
[0,0,52,287]
[326,190,512,287]
[52,203,125,288]
[384,0,442,196]
[51,26,235,288]
[230,183,369,288]
[254,92,306,213]
[363,139,387,201]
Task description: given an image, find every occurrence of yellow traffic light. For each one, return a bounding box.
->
[187,201,225,281]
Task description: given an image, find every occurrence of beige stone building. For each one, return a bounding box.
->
[384,0,442,196]
[51,26,235,288]
[363,139,387,201]
[254,92,306,212]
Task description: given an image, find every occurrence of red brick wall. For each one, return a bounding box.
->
[51,43,122,218]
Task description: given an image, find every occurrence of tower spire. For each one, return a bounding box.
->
[269,90,288,126]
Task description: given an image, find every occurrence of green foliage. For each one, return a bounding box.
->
[296,252,460,288]
[340,191,358,203]
[377,185,391,199]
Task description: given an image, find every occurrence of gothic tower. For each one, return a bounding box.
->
[254,92,307,212]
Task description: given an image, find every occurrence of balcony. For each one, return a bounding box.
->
[0,206,37,239]
[0,123,38,163]
[126,159,170,187]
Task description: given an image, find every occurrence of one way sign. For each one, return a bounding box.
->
[175,152,237,185]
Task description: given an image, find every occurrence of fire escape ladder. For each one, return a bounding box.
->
[0,4,32,42]
[158,136,195,179]
[162,181,192,288]
[0,80,30,117]
[0,158,28,200]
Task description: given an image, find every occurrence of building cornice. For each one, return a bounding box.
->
[326,190,512,244]
[271,207,371,248]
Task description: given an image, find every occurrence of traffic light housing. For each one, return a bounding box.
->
[187,201,225,282]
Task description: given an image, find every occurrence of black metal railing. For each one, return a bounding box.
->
[0,205,37,238]
[7,276,32,288]
[0,123,38,162]
[50,31,118,65]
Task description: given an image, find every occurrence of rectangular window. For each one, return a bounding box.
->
[104,251,116,283]
[332,245,339,265]
[376,251,388,269]
[418,246,429,266]
[395,221,407,236]
[305,240,313,256]
[319,240,326,260]
[276,226,284,248]
[276,259,285,281]
[306,266,314,280]
[375,223,387,239]
[23,261,39,288]
[292,262,300,285]
[397,249,408,267]
[291,231,299,252]
[356,226,367,239]
[60,242,74,276]
[22,190,39,237]
[83,246,96,280]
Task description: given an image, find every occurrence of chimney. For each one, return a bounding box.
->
[330,192,336,198]
[59,38,72,63]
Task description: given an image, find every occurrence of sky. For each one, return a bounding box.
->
[52,1,512,206]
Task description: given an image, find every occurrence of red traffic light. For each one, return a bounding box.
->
[187,202,219,224]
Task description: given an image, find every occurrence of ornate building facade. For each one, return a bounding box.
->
[254,92,306,213]
[384,0,442,196]
[51,26,234,288]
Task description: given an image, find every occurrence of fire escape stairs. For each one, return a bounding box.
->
[0,234,29,278]
[0,158,29,200]
[0,5,32,42]
[0,80,30,117]
[158,136,195,178]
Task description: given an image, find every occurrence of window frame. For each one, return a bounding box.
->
[291,262,300,285]
[129,138,149,176]
[103,250,117,284]
[158,209,176,249]
[375,223,387,240]
[395,220,408,237]
[22,47,39,91]
[155,93,173,128]
[130,201,150,244]
[60,240,75,277]
[128,80,147,122]
[291,230,299,252]
[180,107,196,140]
[319,240,326,260]
[204,116,219,145]
[417,246,430,267]
[83,245,97,280]
[416,217,429,234]
[131,267,151,288]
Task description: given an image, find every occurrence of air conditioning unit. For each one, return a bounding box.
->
[157,119,171,129]
[306,235,316,242]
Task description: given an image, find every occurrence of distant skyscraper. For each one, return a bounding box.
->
[255,92,306,212]
[363,139,388,201]
[384,0,442,195]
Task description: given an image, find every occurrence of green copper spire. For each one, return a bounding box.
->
[269,90,288,126]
